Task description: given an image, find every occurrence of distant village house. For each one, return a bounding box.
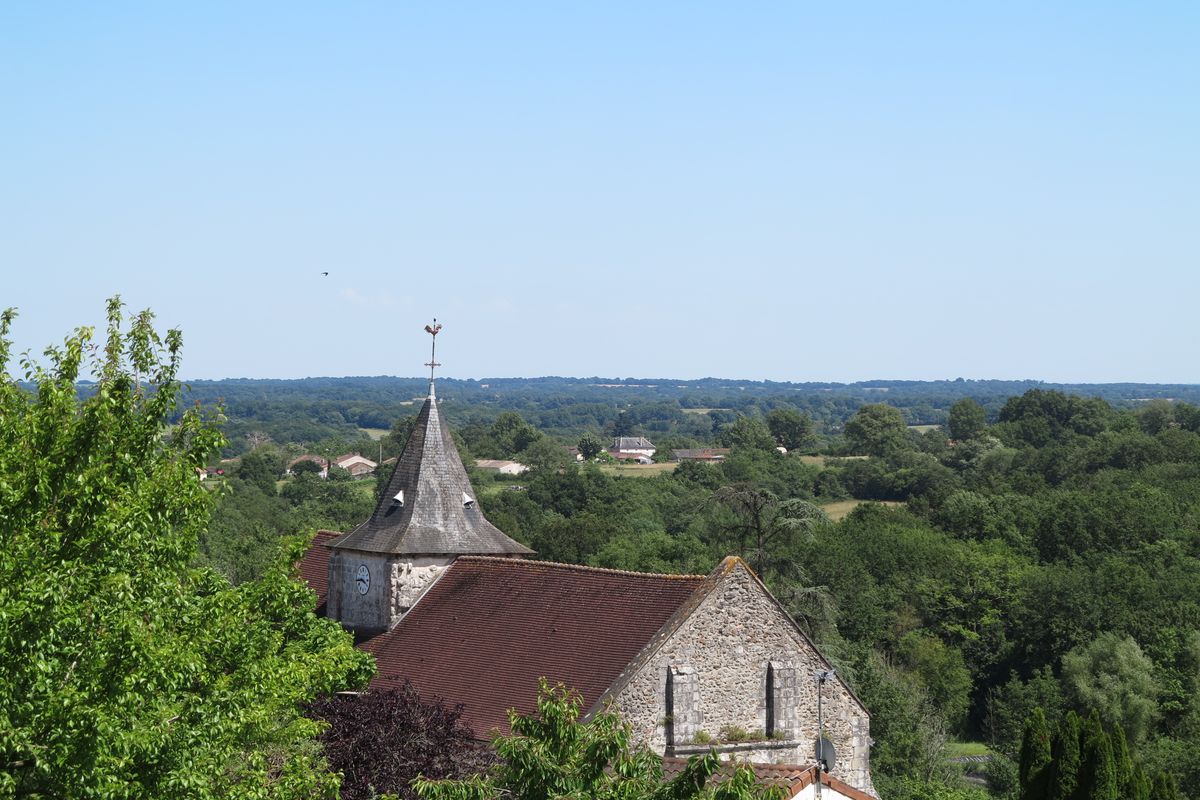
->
[333,453,378,478]
[609,436,657,462]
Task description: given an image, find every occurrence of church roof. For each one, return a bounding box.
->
[329,395,532,556]
[298,529,340,615]
[359,556,707,736]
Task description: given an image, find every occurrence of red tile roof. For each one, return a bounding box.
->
[360,556,707,737]
[297,530,340,615]
[661,759,875,800]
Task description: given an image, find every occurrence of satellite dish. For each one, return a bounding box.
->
[815,737,837,773]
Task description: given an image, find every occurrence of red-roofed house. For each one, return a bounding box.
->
[299,342,878,798]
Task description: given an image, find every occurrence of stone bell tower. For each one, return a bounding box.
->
[324,322,532,633]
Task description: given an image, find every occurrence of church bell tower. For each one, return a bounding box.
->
[324,322,532,632]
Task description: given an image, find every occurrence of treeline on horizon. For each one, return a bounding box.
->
[129,374,1200,458]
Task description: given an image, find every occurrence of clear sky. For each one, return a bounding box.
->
[2,2,1197,383]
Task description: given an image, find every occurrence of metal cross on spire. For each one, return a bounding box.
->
[423,319,442,397]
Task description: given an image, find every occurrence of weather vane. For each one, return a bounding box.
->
[424,319,442,395]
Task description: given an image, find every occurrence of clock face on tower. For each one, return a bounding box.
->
[355,565,370,595]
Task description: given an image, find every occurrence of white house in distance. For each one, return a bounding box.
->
[610,436,656,462]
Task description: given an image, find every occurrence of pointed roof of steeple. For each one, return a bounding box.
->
[330,389,533,557]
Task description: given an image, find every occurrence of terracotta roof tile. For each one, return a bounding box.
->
[360,556,707,737]
[297,530,340,615]
[661,759,875,800]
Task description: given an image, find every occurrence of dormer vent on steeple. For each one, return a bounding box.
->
[462,492,475,508]
[393,490,405,507]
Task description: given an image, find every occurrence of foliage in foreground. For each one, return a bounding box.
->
[308,684,495,800]
[412,681,785,800]
[0,301,373,799]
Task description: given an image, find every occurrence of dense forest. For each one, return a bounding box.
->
[195,375,1200,799]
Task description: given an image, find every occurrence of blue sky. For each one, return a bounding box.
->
[2,2,1197,382]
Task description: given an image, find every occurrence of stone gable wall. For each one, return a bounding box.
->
[610,564,875,796]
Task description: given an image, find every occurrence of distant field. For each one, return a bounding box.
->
[359,427,390,440]
[820,499,905,521]
[798,455,869,467]
[598,462,678,478]
[681,408,731,414]
[908,424,941,433]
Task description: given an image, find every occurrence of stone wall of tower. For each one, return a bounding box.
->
[326,549,393,632]
[327,550,455,631]
[389,556,454,625]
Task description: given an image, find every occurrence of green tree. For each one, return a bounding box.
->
[709,486,826,582]
[1078,722,1118,800]
[412,681,784,800]
[766,408,814,451]
[948,398,988,441]
[1018,708,1052,800]
[491,412,541,457]
[1048,711,1083,800]
[897,632,972,732]
[290,457,324,477]
[844,403,910,456]
[1149,773,1181,800]
[0,301,373,799]
[716,416,777,452]
[1062,634,1159,747]
[577,432,604,460]
[521,437,572,473]
[238,447,284,494]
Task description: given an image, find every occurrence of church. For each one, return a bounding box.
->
[299,327,878,799]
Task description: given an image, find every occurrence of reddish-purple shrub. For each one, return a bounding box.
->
[307,683,496,800]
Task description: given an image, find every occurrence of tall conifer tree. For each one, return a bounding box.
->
[1108,723,1139,800]
[1019,708,1053,800]
[1048,711,1083,800]
[1078,727,1117,800]
[1149,772,1181,800]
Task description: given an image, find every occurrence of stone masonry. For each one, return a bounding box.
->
[606,560,876,797]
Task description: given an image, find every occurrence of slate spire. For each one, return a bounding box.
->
[330,324,532,557]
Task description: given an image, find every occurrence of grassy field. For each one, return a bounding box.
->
[597,462,678,478]
[944,741,994,758]
[908,424,942,434]
[681,408,731,414]
[358,427,390,440]
[820,499,905,521]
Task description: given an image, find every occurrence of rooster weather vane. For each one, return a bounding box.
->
[424,319,442,395]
